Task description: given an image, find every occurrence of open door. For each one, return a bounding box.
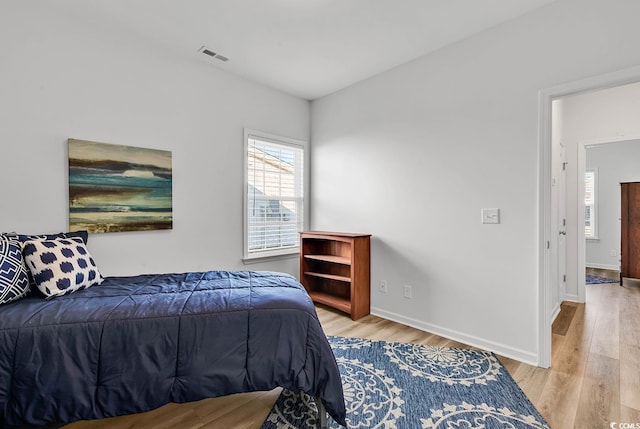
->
[558,142,567,296]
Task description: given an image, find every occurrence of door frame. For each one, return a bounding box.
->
[576,135,640,302]
[538,64,640,368]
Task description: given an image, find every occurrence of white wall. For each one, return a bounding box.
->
[0,1,310,277]
[561,81,640,297]
[311,0,640,364]
[585,140,640,269]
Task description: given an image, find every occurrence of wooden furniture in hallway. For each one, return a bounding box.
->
[621,182,640,284]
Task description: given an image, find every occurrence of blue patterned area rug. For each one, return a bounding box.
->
[586,274,618,284]
[261,336,550,429]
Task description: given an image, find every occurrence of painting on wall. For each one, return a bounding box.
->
[68,139,173,233]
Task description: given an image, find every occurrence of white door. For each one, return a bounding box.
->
[558,142,567,297]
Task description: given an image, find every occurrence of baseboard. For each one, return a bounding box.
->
[550,302,561,323]
[586,263,619,271]
[370,307,539,366]
[562,293,580,303]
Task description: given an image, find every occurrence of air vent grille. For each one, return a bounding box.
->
[198,46,229,62]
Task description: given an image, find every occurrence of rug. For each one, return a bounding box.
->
[586,274,618,284]
[261,336,550,429]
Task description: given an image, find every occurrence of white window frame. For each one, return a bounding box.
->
[585,169,598,239]
[243,128,309,261]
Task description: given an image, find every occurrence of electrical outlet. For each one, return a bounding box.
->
[403,285,412,299]
[610,250,618,257]
[379,280,388,294]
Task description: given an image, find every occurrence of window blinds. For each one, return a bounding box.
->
[246,135,304,256]
[584,170,595,238]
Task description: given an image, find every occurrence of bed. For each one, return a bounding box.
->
[0,270,346,428]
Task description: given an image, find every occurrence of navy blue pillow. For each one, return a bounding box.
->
[2,231,89,245]
[0,237,30,304]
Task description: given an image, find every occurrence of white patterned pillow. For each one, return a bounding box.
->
[0,237,30,304]
[22,237,103,298]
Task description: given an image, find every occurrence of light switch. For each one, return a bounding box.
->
[481,208,500,224]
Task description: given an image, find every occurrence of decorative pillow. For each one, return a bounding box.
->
[0,237,30,304]
[22,237,103,298]
[1,231,89,288]
[1,230,89,245]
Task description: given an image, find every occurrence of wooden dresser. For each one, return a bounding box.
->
[621,182,640,284]
[299,231,371,320]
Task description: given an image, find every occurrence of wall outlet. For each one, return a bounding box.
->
[379,280,388,294]
[610,250,618,257]
[403,285,412,299]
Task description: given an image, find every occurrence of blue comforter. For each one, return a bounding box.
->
[0,271,346,427]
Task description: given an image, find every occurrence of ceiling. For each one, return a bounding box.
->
[81,0,557,100]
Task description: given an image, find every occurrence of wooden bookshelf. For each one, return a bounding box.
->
[299,231,371,320]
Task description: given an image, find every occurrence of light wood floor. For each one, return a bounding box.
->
[64,279,640,429]
[587,266,621,281]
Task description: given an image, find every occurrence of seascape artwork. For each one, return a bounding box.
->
[68,139,173,233]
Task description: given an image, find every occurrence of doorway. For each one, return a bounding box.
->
[538,65,640,368]
[577,137,640,300]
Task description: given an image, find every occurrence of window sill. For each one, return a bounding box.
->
[242,252,299,265]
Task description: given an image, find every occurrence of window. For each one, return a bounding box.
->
[243,129,307,260]
[584,170,597,239]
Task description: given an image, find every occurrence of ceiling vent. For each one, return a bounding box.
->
[198,46,229,62]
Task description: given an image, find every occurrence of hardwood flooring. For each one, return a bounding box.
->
[64,280,640,429]
[587,267,621,281]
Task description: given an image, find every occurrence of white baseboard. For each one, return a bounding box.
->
[586,263,619,271]
[562,293,580,303]
[550,303,561,323]
[370,307,539,366]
